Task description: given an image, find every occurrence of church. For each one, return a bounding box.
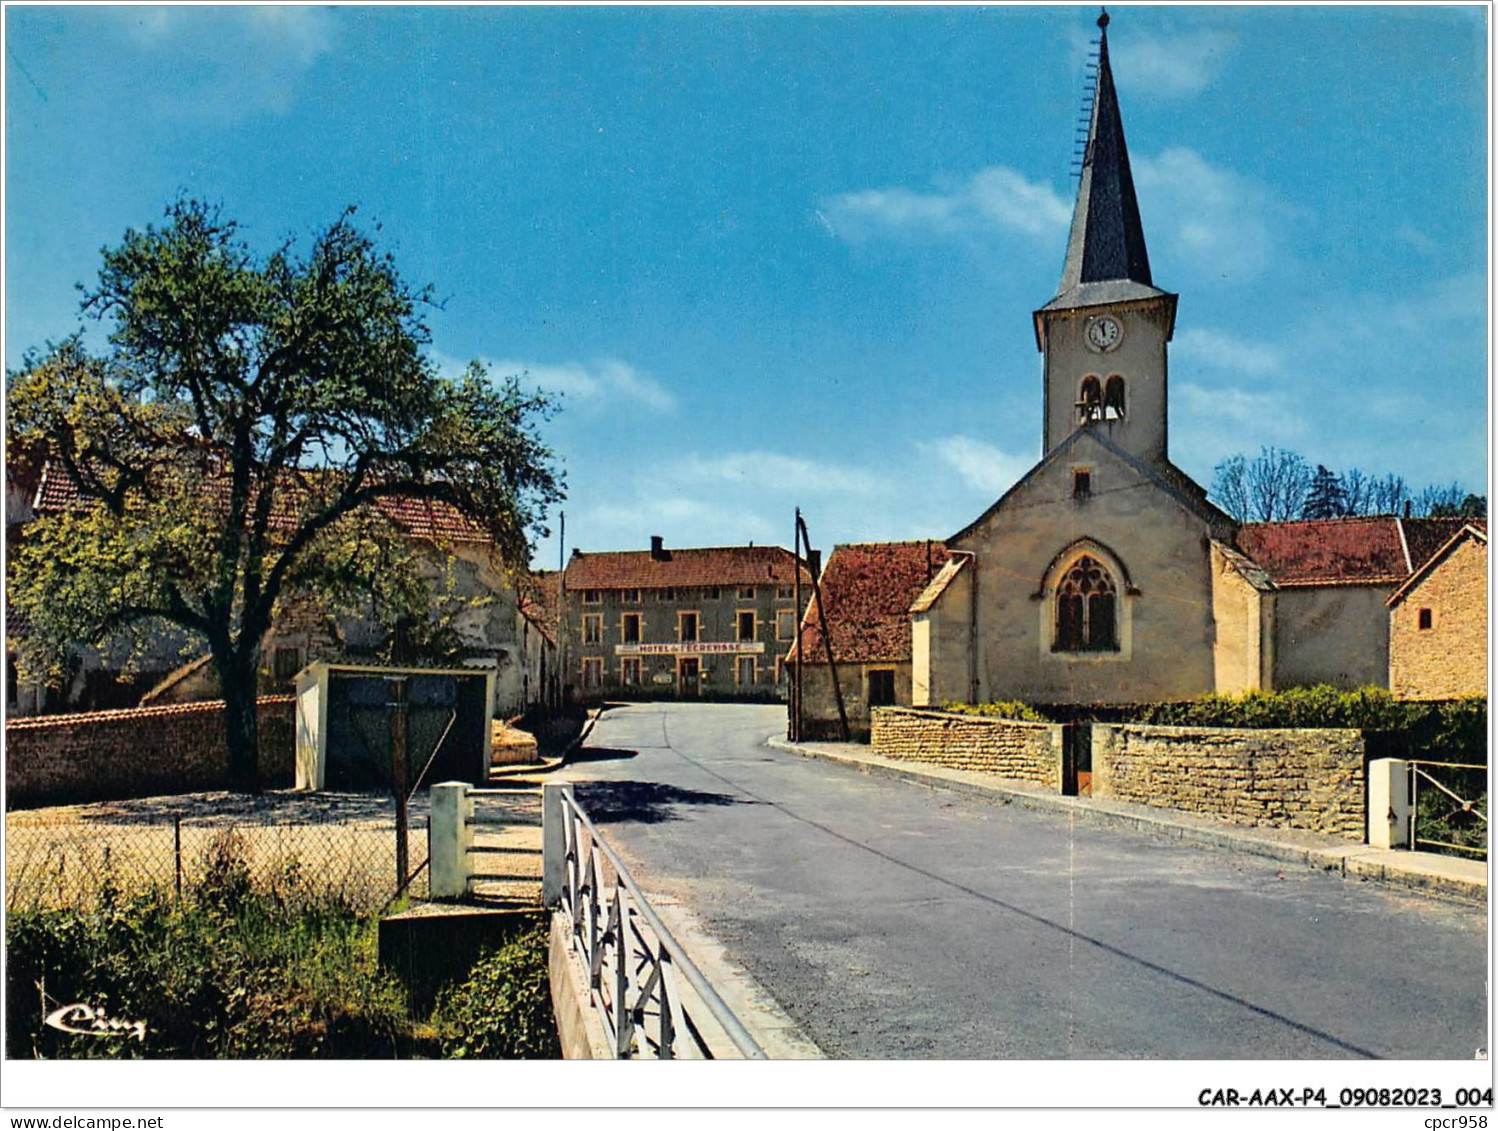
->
[794,13,1483,735]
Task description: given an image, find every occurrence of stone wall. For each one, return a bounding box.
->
[1390,534,1487,700]
[7,697,296,809]
[1091,723,1365,839]
[870,707,1064,789]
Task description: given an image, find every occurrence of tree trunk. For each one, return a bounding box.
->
[218,651,262,794]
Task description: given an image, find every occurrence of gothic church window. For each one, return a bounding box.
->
[1053,555,1119,653]
[1103,376,1126,420]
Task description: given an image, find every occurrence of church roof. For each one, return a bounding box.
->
[1234,517,1477,587]
[792,541,951,665]
[1041,13,1168,315]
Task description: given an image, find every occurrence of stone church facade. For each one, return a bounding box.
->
[793,14,1485,724]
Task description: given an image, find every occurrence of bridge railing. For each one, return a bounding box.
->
[543,783,767,1060]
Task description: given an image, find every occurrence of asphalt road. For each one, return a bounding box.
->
[562,702,1488,1060]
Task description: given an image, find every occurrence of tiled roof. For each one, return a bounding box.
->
[794,541,952,665]
[1237,518,1410,586]
[31,460,489,544]
[1401,517,1474,575]
[563,545,807,591]
[1388,522,1488,607]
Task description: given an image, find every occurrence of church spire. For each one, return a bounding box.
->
[1045,10,1160,310]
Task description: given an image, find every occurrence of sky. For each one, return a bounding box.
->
[4,4,1489,569]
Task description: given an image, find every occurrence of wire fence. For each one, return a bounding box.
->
[6,793,430,915]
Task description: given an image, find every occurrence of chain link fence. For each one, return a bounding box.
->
[6,792,430,915]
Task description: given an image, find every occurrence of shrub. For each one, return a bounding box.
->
[434,923,559,1059]
[940,700,1053,723]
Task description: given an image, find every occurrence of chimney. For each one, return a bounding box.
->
[650,535,667,561]
[1403,501,1412,519]
[807,549,822,580]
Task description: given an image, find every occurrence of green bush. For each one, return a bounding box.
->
[433,924,559,1059]
[940,700,1053,723]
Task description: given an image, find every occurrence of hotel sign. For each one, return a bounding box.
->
[615,641,765,656]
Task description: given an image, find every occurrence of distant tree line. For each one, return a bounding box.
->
[1210,447,1486,524]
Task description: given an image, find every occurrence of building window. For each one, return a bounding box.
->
[622,588,640,604]
[679,612,699,643]
[582,657,603,690]
[868,668,896,707]
[706,587,721,600]
[1418,608,1434,631]
[736,656,757,687]
[737,611,756,642]
[581,589,602,605]
[659,588,675,602]
[582,614,603,645]
[777,585,794,600]
[776,609,797,641]
[622,613,641,644]
[1053,555,1118,653]
[621,657,642,686]
[1078,376,1102,423]
[273,646,302,683]
[1073,469,1092,500]
[1103,375,1126,420]
[736,585,754,600]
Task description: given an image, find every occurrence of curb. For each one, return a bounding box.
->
[766,736,1486,906]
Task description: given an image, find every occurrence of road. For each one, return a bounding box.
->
[558,701,1488,1060]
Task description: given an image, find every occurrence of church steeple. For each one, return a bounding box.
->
[1041,10,1170,315]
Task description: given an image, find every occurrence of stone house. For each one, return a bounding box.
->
[1387,522,1488,700]
[795,15,1486,735]
[562,537,810,700]
[791,541,952,740]
[6,463,558,721]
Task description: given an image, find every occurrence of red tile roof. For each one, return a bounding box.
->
[31,461,489,544]
[1238,516,1489,587]
[794,541,952,664]
[563,545,807,591]
[1236,518,1409,586]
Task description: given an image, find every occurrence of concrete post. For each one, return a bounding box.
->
[542,782,568,908]
[1368,758,1410,849]
[430,781,473,899]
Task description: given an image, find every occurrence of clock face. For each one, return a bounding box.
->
[1086,316,1123,352]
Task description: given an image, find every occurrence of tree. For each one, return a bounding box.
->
[1366,473,1411,517]
[8,200,564,790]
[1340,467,1372,517]
[1210,454,1250,522]
[1415,481,1467,518]
[1302,464,1348,519]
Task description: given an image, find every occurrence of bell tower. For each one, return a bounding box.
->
[1033,11,1178,466]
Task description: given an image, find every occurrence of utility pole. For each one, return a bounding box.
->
[557,510,566,712]
[791,508,803,742]
[797,510,849,743]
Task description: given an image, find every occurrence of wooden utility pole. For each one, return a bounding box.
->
[797,511,849,743]
[557,510,567,711]
[791,508,803,742]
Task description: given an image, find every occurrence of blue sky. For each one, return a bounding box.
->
[5,5,1488,568]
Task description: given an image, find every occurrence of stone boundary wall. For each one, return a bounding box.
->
[7,697,295,809]
[1090,723,1366,840]
[870,707,1064,790]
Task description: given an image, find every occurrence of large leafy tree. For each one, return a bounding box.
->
[8,200,563,790]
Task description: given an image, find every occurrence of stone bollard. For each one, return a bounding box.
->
[1367,758,1410,849]
[430,781,474,899]
[541,782,569,908]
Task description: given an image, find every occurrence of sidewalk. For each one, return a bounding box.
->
[767,735,1488,905]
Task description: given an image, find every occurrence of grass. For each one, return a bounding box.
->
[6,835,558,1059]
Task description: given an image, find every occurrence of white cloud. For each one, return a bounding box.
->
[821,166,1070,243]
[923,435,1032,496]
[1395,223,1439,257]
[1172,328,1285,378]
[1133,147,1296,283]
[489,358,677,413]
[576,494,781,549]
[669,451,876,496]
[1111,31,1233,99]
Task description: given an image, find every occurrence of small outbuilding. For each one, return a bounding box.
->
[294,661,496,791]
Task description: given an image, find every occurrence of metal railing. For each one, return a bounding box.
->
[1409,760,1488,859]
[547,785,766,1060]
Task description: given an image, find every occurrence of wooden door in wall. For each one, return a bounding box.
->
[677,657,700,697]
